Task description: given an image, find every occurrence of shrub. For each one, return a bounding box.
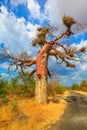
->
[47,83,55,96]
[70,83,80,90]
[48,81,66,96]
[80,87,87,92]
[2,97,9,105]
[55,85,66,94]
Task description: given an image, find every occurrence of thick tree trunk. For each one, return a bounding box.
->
[35,75,48,103]
[35,50,48,103]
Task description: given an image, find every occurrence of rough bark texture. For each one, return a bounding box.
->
[35,75,48,103]
[36,50,48,103]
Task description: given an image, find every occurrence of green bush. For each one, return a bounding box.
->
[2,97,9,105]
[70,83,80,90]
[0,74,7,98]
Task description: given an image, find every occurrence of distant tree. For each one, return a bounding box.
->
[0,15,86,103]
[80,80,87,88]
[80,80,87,91]
[0,74,7,97]
[71,83,80,90]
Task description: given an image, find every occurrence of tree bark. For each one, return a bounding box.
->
[35,75,48,103]
[35,51,48,103]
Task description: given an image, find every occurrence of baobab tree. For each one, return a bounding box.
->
[1,16,86,103]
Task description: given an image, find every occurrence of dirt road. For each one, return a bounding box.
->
[48,91,87,130]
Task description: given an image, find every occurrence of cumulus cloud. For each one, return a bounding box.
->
[9,0,87,25]
[0,62,9,69]
[27,0,41,19]
[0,6,39,55]
[26,0,47,21]
[80,63,87,71]
[44,0,87,25]
[10,0,46,21]
[73,40,87,49]
[70,40,87,55]
[1,73,9,78]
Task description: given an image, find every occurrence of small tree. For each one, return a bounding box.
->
[1,16,86,103]
[10,72,35,97]
[71,83,80,90]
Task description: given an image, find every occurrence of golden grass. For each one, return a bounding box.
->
[0,92,68,130]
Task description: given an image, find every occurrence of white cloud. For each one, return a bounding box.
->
[80,63,87,71]
[10,0,87,26]
[27,0,40,18]
[27,0,46,21]
[10,0,46,21]
[76,40,87,49]
[1,73,9,78]
[0,62,9,69]
[44,0,87,25]
[0,6,39,55]
[26,22,39,38]
[0,6,8,14]
[71,40,87,53]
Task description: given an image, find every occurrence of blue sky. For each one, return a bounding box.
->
[0,0,87,86]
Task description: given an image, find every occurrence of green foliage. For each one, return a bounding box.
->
[55,85,66,94]
[70,80,87,92]
[0,72,36,99]
[0,74,7,97]
[15,72,36,97]
[70,83,80,90]
[2,97,9,105]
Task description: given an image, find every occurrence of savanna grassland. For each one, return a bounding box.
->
[0,73,68,130]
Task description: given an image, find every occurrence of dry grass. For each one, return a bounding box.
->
[0,92,68,130]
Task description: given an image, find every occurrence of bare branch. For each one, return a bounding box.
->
[65,61,75,68]
[47,68,51,77]
[48,51,58,59]
[52,45,66,60]
[29,69,36,76]
[53,41,68,53]
[53,32,67,41]
[5,49,36,75]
